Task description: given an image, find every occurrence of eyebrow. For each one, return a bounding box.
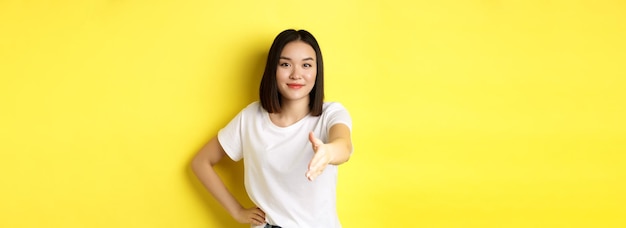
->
[279,56,315,61]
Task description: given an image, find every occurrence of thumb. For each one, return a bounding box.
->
[309,132,323,148]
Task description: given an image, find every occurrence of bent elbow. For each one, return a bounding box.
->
[346,142,353,158]
[339,142,353,164]
[190,155,206,175]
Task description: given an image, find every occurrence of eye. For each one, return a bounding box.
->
[279,62,291,67]
[303,63,312,68]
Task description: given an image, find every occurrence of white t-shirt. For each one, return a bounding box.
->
[218,101,352,228]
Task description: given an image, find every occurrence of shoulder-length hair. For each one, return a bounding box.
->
[259,29,324,116]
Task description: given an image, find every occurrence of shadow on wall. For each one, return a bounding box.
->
[244,49,267,103]
[221,30,269,106]
[185,36,268,227]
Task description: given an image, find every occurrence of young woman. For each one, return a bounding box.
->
[191,29,353,228]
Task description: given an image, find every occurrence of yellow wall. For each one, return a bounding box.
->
[1,0,624,227]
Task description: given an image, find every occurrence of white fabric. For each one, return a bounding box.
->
[218,101,352,228]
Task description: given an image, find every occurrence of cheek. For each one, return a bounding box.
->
[276,69,289,79]
[307,71,317,82]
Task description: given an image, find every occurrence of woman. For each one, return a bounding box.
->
[191,29,353,228]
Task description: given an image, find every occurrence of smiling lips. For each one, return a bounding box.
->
[287,83,304,89]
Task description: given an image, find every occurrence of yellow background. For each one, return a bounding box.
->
[1,0,625,227]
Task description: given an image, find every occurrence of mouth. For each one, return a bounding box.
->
[287,83,304,89]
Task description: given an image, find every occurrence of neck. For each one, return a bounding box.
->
[270,97,310,127]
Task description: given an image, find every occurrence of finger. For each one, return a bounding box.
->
[307,163,324,181]
[307,170,321,181]
[254,211,265,220]
[307,172,315,181]
[251,214,264,225]
[310,158,327,173]
[252,219,263,226]
[306,164,326,181]
[309,164,326,175]
[255,207,266,217]
[308,152,321,170]
[251,211,263,221]
[306,165,317,180]
[250,212,265,225]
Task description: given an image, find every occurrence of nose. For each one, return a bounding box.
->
[289,67,302,80]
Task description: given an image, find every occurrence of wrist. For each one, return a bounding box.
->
[326,143,336,164]
[228,205,244,218]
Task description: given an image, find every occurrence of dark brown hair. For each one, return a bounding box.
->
[259,29,324,116]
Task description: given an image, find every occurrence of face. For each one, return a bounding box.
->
[276,41,317,103]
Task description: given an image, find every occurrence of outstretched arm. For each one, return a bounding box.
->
[191,136,266,226]
[306,124,353,181]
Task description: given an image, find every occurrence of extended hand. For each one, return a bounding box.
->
[306,132,332,181]
[233,207,265,226]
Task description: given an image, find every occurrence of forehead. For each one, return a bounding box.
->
[280,41,316,58]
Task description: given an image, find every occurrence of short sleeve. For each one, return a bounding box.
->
[217,110,244,161]
[324,102,353,131]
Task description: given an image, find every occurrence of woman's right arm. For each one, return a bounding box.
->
[191,136,266,226]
